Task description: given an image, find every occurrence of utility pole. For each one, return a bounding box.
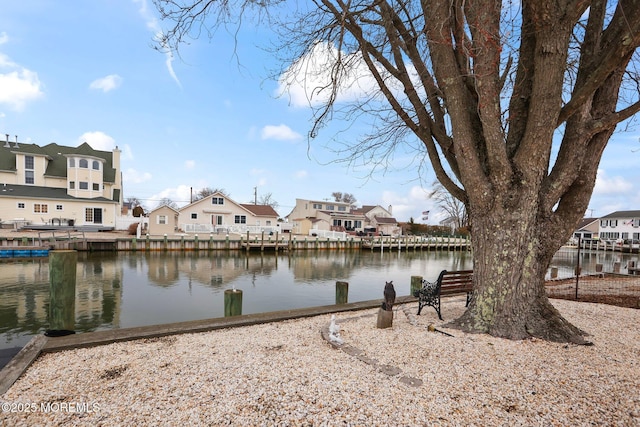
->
[254,187,257,205]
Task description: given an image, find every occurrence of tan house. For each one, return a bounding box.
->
[174,192,279,235]
[0,138,122,229]
[147,205,180,236]
[286,199,399,235]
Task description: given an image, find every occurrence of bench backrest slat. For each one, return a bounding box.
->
[438,270,473,293]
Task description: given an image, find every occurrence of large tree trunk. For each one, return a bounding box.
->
[449,199,588,344]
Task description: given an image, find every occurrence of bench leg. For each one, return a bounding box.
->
[435,296,443,320]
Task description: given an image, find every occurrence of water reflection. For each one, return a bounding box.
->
[0,250,473,349]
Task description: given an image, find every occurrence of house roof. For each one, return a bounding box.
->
[576,217,598,229]
[600,210,640,219]
[240,204,279,217]
[375,216,398,224]
[149,204,180,214]
[0,183,117,203]
[0,141,117,183]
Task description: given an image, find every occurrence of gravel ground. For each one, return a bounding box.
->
[1,297,639,426]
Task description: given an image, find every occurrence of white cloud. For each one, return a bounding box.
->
[260,124,302,141]
[123,168,152,184]
[0,32,8,45]
[593,169,633,195]
[277,42,406,109]
[294,170,308,179]
[134,0,181,88]
[78,131,116,150]
[0,52,44,111]
[150,185,192,208]
[185,160,196,169]
[89,74,123,92]
[380,186,433,222]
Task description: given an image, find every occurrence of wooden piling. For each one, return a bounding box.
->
[48,250,77,334]
[336,281,349,304]
[410,276,423,295]
[224,289,243,317]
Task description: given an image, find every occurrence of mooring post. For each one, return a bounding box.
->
[410,276,423,295]
[47,250,77,336]
[336,281,349,304]
[224,289,243,317]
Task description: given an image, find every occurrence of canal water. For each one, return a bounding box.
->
[1,250,472,352]
[2,248,637,354]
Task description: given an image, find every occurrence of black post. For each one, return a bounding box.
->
[575,236,581,300]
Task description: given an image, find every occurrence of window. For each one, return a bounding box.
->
[69,158,75,167]
[56,205,63,211]
[266,220,272,226]
[191,213,198,220]
[610,220,618,227]
[79,159,88,168]
[338,206,347,212]
[313,203,322,209]
[92,160,100,170]
[158,215,167,225]
[600,220,608,228]
[333,219,342,226]
[69,181,75,189]
[93,183,100,191]
[79,182,89,190]
[212,197,224,205]
[326,205,335,211]
[25,170,34,185]
[25,155,34,170]
[234,215,246,224]
[34,204,48,213]
[85,208,94,222]
[17,202,25,209]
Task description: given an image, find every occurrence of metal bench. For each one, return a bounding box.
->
[412,270,473,320]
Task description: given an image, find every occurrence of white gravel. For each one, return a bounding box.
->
[1,297,639,426]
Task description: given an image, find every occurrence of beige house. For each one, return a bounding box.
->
[0,138,122,229]
[152,192,280,235]
[286,199,399,235]
[147,205,180,236]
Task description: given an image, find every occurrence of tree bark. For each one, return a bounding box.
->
[448,201,587,344]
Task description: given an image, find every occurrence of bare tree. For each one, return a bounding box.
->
[154,1,640,343]
[331,192,357,205]
[258,192,279,211]
[156,197,178,210]
[429,182,468,230]
[192,187,228,202]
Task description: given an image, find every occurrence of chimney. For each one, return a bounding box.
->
[3,134,9,148]
[388,205,393,215]
[13,135,19,149]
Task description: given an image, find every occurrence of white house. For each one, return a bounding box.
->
[0,137,122,229]
[597,210,640,241]
[572,217,600,241]
[286,199,399,235]
[170,192,280,235]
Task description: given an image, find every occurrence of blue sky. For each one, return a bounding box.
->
[1,1,638,222]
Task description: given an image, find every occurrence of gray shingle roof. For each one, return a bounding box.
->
[0,183,116,203]
[0,141,116,183]
[601,210,640,219]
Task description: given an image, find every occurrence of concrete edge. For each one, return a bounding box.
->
[0,335,48,395]
[0,295,416,395]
